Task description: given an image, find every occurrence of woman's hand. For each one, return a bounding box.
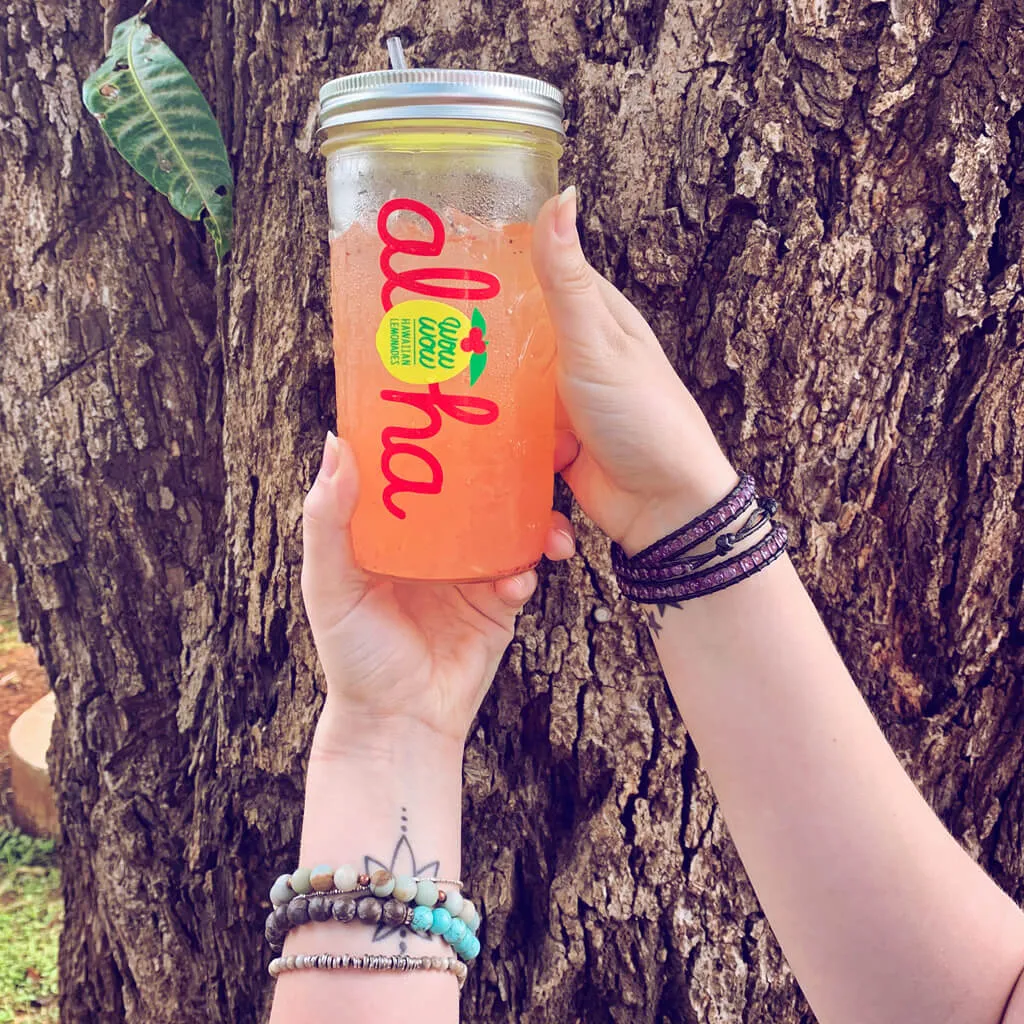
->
[301,433,575,756]
[532,187,739,554]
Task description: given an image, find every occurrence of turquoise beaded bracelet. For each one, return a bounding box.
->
[266,865,482,963]
[264,892,482,961]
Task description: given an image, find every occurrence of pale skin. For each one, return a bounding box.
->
[270,187,1024,1024]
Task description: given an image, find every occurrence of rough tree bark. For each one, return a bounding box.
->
[1,0,1022,1021]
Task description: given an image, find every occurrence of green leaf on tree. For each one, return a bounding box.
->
[82,16,234,261]
[471,308,487,334]
[469,351,487,386]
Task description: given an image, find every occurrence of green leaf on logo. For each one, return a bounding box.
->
[470,308,487,334]
[82,16,234,261]
[469,351,487,386]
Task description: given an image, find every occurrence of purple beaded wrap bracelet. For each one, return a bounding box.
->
[616,522,788,603]
[617,474,757,569]
[611,475,787,605]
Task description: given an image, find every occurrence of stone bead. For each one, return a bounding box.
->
[270,873,293,907]
[357,897,383,924]
[414,880,438,907]
[445,918,468,945]
[430,956,445,970]
[290,867,313,895]
[334,863,358,892]
[467,909,482,934]
[286,895,310,926]
[430,908,452,935]
[411,905,433,931]
[442,890,463,918]
[272,905,290,931]
[456,934,481,961]
[453,961,469,985]
[370,869,395,898]
[332,896,357,923]
[457,898,476,926]
[392,874,417,902]
[310,865,335,892]
[382,899,407,927]
[308,895,331,922]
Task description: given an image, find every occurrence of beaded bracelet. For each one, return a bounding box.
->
[269,866,479,927]
[616,522,788,603]
[621,473,757,568]
[611,475,787,604]
[271,865,462,909]
[265,892,482,961]
[268,951,469,990]
[614,497,778,583]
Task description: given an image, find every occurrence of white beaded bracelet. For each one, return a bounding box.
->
[268,951,469,989]
[270,865,464,911]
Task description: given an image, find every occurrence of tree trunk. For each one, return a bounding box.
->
[1,0,1022,1021]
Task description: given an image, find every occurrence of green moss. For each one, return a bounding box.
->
[0,832,61,1023]
[0,615,20,656]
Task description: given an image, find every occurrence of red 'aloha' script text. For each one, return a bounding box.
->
[380,385,499,519]
[377,198,501,519]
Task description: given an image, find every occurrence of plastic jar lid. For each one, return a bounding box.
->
[318,69,565,137]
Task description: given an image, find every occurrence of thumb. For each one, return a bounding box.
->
[301,432,370,633]
[532,186,623,374]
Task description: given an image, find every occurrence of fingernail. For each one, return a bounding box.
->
[555,185,578,242]
[554,529,576,558]
[319,431,340,481]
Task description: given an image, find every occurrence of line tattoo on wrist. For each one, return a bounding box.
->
[364,807,440,955]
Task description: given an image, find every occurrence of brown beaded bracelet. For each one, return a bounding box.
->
[266,893,410,950]
[265,890,482,960]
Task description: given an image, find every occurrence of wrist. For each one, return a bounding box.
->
[311,696,466,772]
[618,458,740,556]
[300,706,464,877]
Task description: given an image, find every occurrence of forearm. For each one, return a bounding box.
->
[269,711,464,1024]
[652,555,1024,1024]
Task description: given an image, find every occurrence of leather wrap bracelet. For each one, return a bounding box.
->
[612,474,787,604]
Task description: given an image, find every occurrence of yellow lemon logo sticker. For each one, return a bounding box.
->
[375,301,490,386]
[376,300,471,385]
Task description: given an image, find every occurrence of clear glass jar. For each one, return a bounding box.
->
[319,72,564,581]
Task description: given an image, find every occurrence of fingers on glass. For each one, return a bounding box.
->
[544,510,575,561]
[493,570,539,608]
[554,429,581,474]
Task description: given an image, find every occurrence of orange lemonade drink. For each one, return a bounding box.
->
[330,204,556,580]
[319,63,565,580]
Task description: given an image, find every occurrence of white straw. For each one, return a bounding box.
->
[386,37,408,70]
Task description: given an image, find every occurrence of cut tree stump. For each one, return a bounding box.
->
[9,692,57,838]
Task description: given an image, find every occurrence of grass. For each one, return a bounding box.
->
[0,617,21,657]
[0,830,61,1024]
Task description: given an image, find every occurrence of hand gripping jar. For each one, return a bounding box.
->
[319,57,565,581]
